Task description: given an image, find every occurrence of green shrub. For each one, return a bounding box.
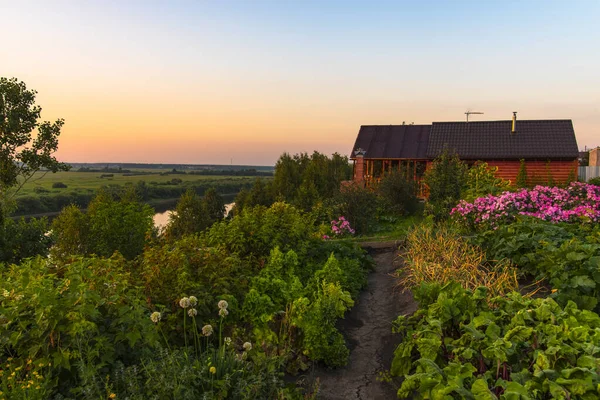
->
[333,183,378,234]
[0,217,51,264]
[0,256,158,397]
[589,176,600,186]
[51,189,154,260]
[52,182,68,189]
[376,169,419,215]
[462,161,511,202]
[423,149,467,221]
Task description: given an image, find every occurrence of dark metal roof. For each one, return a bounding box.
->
[426,120,579,160]
[350,125,431,159]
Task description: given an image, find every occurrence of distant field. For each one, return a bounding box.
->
[17,170,254,197]
[12,170,266,216]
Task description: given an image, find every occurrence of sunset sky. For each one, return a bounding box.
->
[3,1,599,165]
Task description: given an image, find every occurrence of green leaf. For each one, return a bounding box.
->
[471,378,498,400]
[503,326,533,343]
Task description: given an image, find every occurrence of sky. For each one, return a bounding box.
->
[2,0,599,165]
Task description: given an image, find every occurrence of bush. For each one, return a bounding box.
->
[33,186,50,194]
[51,189,154,260]
[0,217,51,264]
[423,149,467,221]
[462,161,510,202]
[52,181,68,188]
[332,183,378,234]
[376,169,419,215]
[589,176,600,186]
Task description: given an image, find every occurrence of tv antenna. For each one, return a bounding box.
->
[465,110,484,122]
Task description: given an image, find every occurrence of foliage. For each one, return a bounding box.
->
[163,187,225,240]
[474,219,600,312]
[462,162,511,202]
[231,178,275,215]
[423,149,467,221]
[399,224,518,298]
[51,188,154,260]
[516,159,528,188]
[391,282,600,399]
[332,183,378,234]
[0,77,70,208]
[140,236,245,326]
[588,177,600,186]
[0,256,158,398]
[272,151,352,210]
[452,182,600,230]
[0,217,51,264]
[376,169,419,215]
[291,281,354,367]
[51,182,67,189]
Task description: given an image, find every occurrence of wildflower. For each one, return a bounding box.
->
[243,342,252,351]
[189,296,198,306]
[218,300,228,310]
[202,324,213,336]
[188,308,198,317]
[179,297,191,309]
[109,393,117,399]
[322,235,330,240]
[209,366,216,374]
[219,308,229,318]
[224,337,232,346]
[150,311,161,324]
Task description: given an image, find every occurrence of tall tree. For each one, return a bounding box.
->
[0,77,70,220]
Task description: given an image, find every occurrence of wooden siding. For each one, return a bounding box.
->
[487,160,578,185]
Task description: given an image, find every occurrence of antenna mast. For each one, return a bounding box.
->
[465,111,484,122]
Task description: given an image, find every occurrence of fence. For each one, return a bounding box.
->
[579,166,600,182]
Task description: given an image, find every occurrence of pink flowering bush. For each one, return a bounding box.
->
[330,216,355,236]
[451,182,600,229]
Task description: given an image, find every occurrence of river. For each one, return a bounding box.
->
[153,202,235,229]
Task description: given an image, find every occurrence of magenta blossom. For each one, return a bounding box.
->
[451,182,600,228]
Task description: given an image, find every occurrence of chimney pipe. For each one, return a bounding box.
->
[511,112,517,133]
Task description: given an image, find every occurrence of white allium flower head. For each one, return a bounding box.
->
[189,296,198,307]
[219,308,229,318]
[179,297,190,309]
[150,311,161,324]
[243,342,252,351]
[218,300,229,310]
[202,324,213,336]
[188,308,198,317]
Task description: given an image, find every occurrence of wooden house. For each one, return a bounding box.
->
[350,115,579,190]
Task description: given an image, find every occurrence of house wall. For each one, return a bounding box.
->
[487,160,578,185]
[590,148,600,167]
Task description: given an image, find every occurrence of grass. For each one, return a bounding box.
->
[16,171,258,197]
[351,214,423,242]
[398,223,519,298]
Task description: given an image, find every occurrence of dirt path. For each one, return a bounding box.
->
[310,247,417,400]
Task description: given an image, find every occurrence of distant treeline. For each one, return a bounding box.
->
[77,167,273,177]
[70,162,274,172]
[13,179,255,216]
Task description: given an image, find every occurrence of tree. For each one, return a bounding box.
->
[423,149,468,221]
[202,187,225,224]
[51,188,154,260]
[0,77,70,220]
[165,189,208,240]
